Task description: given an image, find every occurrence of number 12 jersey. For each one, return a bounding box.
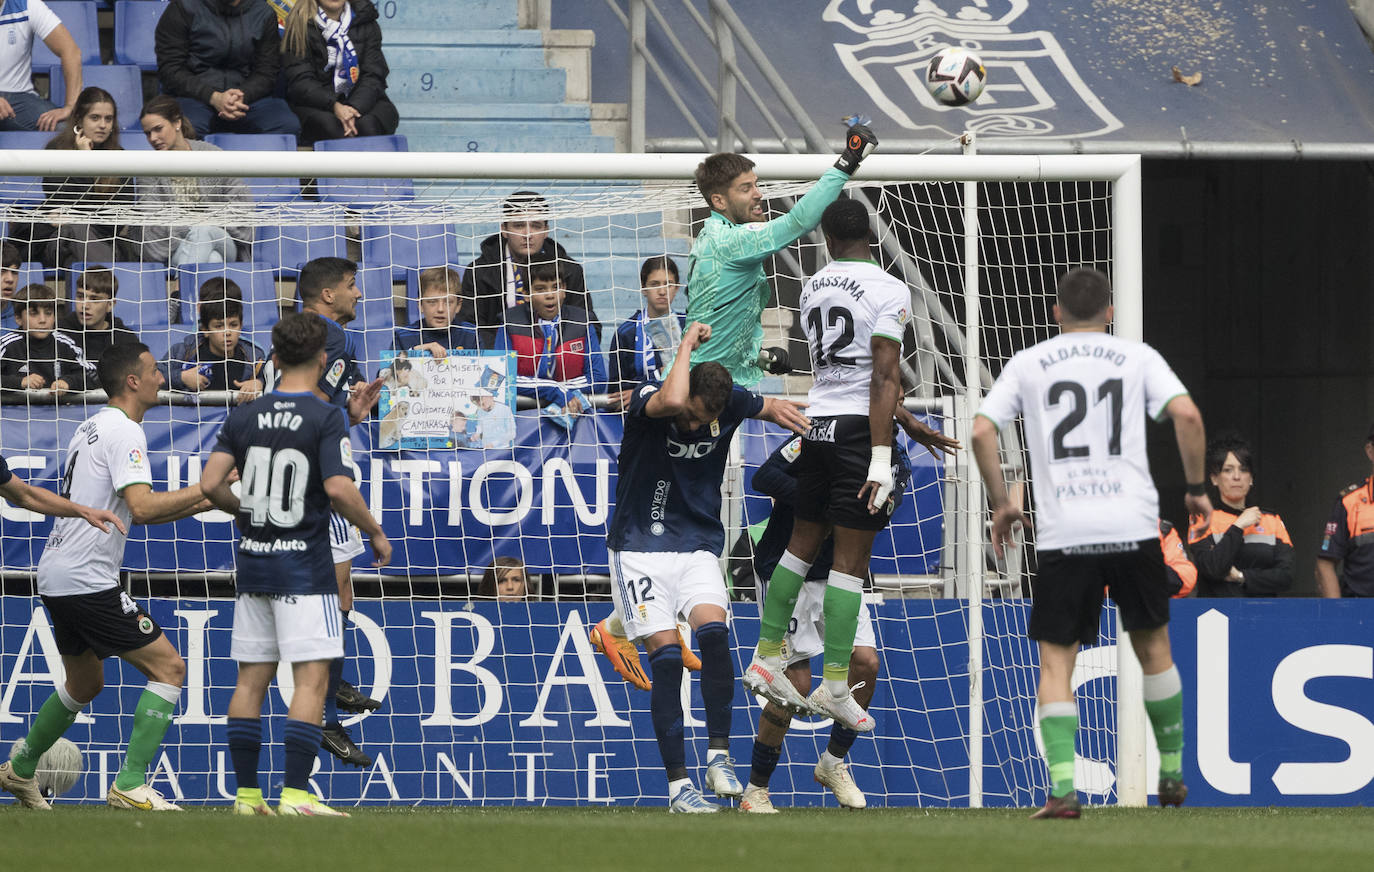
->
[212,390,354,596]
[977,332,1188,550]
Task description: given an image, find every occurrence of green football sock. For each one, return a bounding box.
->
[114,685,178,791]
[1143,666,1185,780]
[1039,703,1078,799]
[757,552,811,655]
[11,691,81,779]
[820,572,863,690]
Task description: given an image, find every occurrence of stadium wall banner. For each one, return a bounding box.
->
[0,598,1370,807]
[0,407,944,576]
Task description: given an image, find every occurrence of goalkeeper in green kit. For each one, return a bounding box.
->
[683,125,878,386]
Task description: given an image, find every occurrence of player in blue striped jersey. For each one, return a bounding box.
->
[202,313,390,817]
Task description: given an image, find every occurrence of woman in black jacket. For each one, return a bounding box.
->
[281,0,399,145]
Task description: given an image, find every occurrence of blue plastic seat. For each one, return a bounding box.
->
[34,2,101,72]
[114,0,168,70]
[204,132,301,203]
[361,223,457,282]
[253,206,349,275]
[348,263,398,377]
[175,263,279,335]
[49,65,145,130]
[314,135,413,207]
[69,261,172,329]
[0,131,54,202]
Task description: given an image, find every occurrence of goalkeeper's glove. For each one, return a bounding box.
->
[834,124,878,175]
[865,444,894,511]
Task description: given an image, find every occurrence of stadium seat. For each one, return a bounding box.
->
[49,65,145,130]
[69,262,173,330]
[0,131,55,203]
[145,326,192,365]
[17,262,49,292]
[361,223,458,282]
[314,135,414,207]
[175,263,279,335]
[114,0,169,70]
[204,132,302,203]
[34,2,101,73]
[253,207,349,275]
[352,263,398,377]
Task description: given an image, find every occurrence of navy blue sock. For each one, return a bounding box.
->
[225,717,262,793]
[749,740,782,789]
[827,724,859,759]
[282,718,322,792]
[649,644,686,781]
[695,621,733,746]
[324,657,343,726]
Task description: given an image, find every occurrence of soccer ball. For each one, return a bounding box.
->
[9,738,83,798]
[925,47,987,106]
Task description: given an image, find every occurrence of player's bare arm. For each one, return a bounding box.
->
[859,334,902,513]
[324,475,391,567]
[894,405,960,457]
[121,482,213,526]
[1165,394,1212,518]
[757,397,809,435]
[971,414,1028,558]
[643,322,711,418]
[198,452,240,515]
[0,477,126,533]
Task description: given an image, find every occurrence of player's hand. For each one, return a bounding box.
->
[369,531,392,567]
[989,503,1030,559]
[834,124,878,175]
[78,506,127,534]
[760,396,809,434]
[899,416,961,457]
[1233,505,1262,529]
[349,376,386,425]
[680,320,711,352]
[22,373,46,390]
[858,445,895,514]
[1185,493,1212,520]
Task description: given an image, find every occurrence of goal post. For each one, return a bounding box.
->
[0,148,1146,807]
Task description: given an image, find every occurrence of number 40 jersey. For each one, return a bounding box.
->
[799,258,910,417]
[977,332,1189,550]
[211,390,354,596]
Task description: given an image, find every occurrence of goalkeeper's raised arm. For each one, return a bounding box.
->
[683,125,878,387]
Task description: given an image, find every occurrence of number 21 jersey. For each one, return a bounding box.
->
[800,259,909,417]
[977,332,1188,550]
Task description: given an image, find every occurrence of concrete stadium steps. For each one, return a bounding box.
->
[387,67,568,104]
[382,28,542,47]
[393,102,594,121]
[384,45,549,70]
[377,0,519,30]
[399,132,617,153]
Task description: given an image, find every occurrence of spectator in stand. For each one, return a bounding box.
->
[461,191,595,346]
[160,279,264,404]
[477,557,530,601]
[492,260,605,420]
[1316,426,1374,597]
[128,96,252,266]
[0,283,92,395]
[1187,432,1294,597]
[155,0,301,138]
[1,242,20,331]
[0,0,81,132]
[392,266,479,357]
[608,255,685,402]
[17,87,129,268]
[281,0,399,145]
[1159,519,1196,598]
[58,267,140,364]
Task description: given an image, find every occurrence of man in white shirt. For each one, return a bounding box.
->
[0,0,82,131]
[0,342,212,811]
[972,267,1211,818]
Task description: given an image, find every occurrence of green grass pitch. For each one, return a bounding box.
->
[2,806,1370,871]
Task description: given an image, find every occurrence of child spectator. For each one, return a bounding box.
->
[58,267,140,364]
[0,242,20,330]
[160,279,265,404]
[281,0,400,145]
[392,266,480,358]
[0,283,92,394]
[492,260,605,418]
[477,556,531,601]
[608,255,685,395]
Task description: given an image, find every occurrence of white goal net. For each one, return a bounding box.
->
[0,150,1145,808]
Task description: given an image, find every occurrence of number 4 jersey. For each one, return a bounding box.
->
[38,407,152,596]
[212,390,354,596]
[799,258,910,417]
[977,332,1188,550]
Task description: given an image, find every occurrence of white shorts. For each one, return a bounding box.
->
[608,549,729,642]
[329,511,364,564]
[231,592,344,663]
[781,581,876,668]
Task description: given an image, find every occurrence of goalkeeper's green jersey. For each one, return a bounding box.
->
[683,167,849,386]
